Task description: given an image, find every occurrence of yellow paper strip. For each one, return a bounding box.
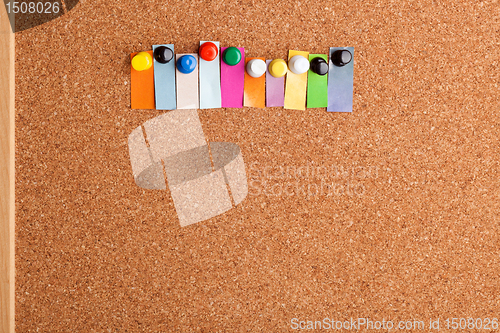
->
[284,50,309,110]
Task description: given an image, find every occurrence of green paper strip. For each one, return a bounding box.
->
[307,54,328,108]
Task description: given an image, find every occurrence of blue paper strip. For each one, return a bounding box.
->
[153,44,176,110]
[327,47,354,112]
[199,41,222,109]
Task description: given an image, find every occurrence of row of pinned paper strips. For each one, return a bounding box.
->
[130,41,354,112]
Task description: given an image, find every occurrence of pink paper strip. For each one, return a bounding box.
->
[220,47,245,108]
[265,59,285,107]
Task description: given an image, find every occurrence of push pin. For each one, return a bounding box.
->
[131,51,153,71]
[331,49,352,67]
[176,54,197,74]
[199,42,218,61]
[310,57,328,76]
[246,59,266,78]
[288,55,310,75]
[222,47,242,66]
[268,59,287,78]
[154,46,174,64]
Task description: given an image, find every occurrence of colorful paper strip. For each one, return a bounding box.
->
[130,51,155,109]
[199,41,222,109]
[243,57,266,108]
[220,47,245,108]
[176,53,199,109]
[284,50,309,110]
[153,44,176,110]
[265,60,285,107]
[327,47,354,112]
[307,54,328,108]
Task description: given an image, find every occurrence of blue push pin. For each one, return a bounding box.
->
[177,55,197,74]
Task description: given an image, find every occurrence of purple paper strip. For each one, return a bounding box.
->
[265,60,285,107]
[220,47,245,108]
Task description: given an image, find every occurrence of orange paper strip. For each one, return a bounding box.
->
[130,51,155,110]
[243,57,266,108]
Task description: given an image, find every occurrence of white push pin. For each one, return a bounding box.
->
[288,55,309,75]
[246,59,267,78]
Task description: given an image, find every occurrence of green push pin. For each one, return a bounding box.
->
[222,47,241,66]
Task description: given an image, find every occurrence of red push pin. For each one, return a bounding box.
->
[199,42,218,61]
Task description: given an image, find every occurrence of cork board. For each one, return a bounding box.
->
[13,0,500,331]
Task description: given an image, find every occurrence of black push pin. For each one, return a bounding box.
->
[331,49,352,67]
[154,46,174,64]
[310,57,329,76]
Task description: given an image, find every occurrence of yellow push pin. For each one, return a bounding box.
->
[269,58,287,78]
[132,51,153,71]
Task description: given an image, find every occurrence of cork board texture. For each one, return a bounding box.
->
[14,0,500,331]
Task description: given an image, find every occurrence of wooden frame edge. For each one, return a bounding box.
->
[0,3,15,333]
